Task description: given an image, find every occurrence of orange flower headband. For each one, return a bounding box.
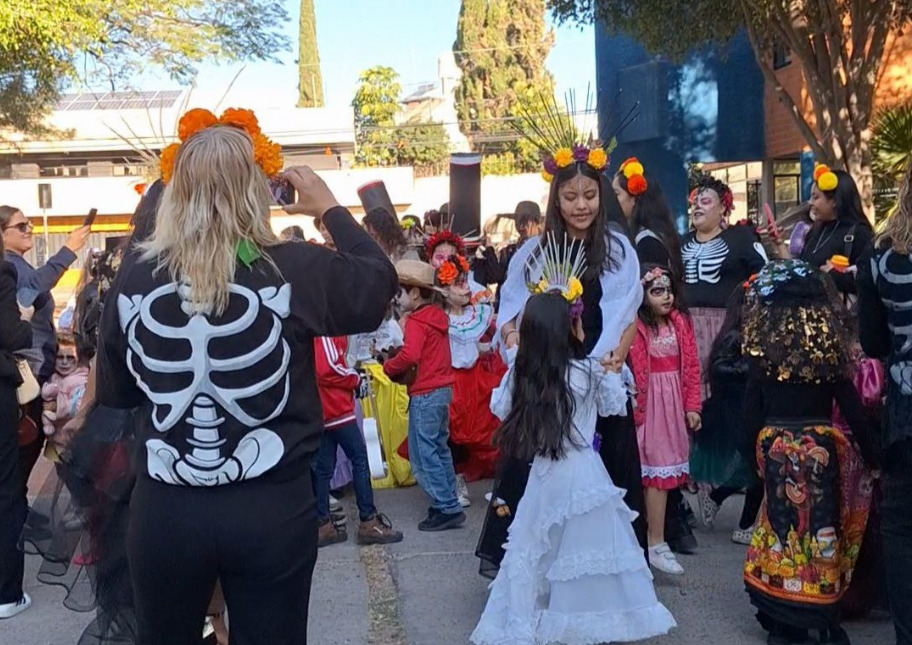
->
[541,144,609,184]
[813,164,838,192]
[618,157,648,196]
[159,107,284,184]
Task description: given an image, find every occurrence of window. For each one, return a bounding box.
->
[773,45,791,70]
[773,159,802,216]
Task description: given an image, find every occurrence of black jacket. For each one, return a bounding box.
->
[0,261,33,386]
[96,206,397,486]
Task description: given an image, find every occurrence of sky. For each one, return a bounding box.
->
[138,0,596,110]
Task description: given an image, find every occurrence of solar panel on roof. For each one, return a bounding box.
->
[55,90,184,111]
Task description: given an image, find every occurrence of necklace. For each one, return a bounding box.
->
[810,221,838,255]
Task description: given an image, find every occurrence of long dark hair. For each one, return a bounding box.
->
[820,170,870,228]
[130,180,165,245]
[616,170,684,280]
[495,293,587,461]
[543,163,619,279]
[364,207,407,258]
[708,284,747,368]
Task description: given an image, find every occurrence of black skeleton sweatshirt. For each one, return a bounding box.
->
[96,206,397,486]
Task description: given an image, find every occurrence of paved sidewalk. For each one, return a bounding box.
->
[6,477,895,645]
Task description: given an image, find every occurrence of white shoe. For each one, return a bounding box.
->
[648,543,684,575]
[329,495,343,513]
[0,593,32,619]
[697,488,720,528]
[455,475,471,508]
[731,526,754,545]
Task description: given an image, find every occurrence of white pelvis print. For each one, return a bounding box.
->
[118,282,291,486]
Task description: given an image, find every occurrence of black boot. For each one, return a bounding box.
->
[665,490,698,554]
[818,627,850,645]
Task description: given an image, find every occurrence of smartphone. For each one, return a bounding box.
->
[84,208,98,227]
[763,203,778,235]
[269,178,296,206]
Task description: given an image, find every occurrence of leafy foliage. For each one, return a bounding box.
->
[454,0,555,173]
[872,101,912,219]
[297,0,324,107]
[0,0,290,137]
[352,66,450,170]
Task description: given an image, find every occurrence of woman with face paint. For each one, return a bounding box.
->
[477,137,647,577]
[681,176,768,399]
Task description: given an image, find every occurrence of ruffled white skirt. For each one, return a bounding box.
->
[471,445,676,645]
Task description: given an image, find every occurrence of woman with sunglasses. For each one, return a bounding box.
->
[0,206,89,493]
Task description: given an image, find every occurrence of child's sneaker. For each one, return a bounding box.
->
[318,520,348,547]
[731,526,754,545]
[358,514,404,545]
[418,509,466,532]
[0,593,31,619]
[648,543,684,575]
[697,488,720,528]
[455,474,471,507]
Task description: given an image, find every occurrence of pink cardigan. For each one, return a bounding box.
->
[628,310,701,427]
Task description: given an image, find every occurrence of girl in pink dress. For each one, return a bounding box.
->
[629,266,702,575]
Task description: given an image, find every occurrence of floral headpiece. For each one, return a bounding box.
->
[641,266,670,288]
[159,107,284,184]
[401,218,416,230]
[526,233,586,318]
[425,229,466,260]
[619,158,648,196]
[814,163,839,192]
[510,89,634,184]
[436,254,471,286]
[693,176,735,214]
[744,259,820,303]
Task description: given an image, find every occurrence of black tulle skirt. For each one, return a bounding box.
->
[22,405,137,645]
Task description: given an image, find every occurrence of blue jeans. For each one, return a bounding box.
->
[314,421,377,522]
[408,387,461,515]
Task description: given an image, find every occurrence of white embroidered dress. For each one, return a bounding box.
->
[471,360,676,645]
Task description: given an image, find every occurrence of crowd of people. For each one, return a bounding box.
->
[0,103,908,645]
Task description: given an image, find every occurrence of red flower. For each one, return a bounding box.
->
[134,183,146,196]
[627,174,648,196]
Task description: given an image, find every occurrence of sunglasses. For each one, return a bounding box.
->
[4,222,33,233]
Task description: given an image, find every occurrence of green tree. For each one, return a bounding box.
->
[297,0,324,107]
[0,0,289,137]
[393,120,450,172]
[872,101,912,219]
[548,0,912,218]
[454,0,555,172]
[352,66,402,167]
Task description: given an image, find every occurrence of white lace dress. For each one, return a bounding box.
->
[471,360,676,645]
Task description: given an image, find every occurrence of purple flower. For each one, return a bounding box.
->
[544,157,559,174]
[573,145,590,163]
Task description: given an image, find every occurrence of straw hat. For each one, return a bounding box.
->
[395,259,440,291]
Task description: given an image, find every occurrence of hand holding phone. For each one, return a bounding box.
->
[762,203,781,243]
[83,208,98,228]
[268,178,296,206]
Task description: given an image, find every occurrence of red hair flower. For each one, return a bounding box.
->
[627,174,647,196]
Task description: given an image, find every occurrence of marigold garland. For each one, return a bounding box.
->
[161,107,284,184]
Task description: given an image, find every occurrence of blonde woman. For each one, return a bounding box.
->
[94,126,397,645]
[857,164,912,645]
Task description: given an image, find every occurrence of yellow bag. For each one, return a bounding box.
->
[359,362,414,489]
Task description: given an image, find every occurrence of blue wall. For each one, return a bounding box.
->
[595,27,766,225]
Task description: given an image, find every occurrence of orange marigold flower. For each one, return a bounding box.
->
[133,183,146,196]
[627,174,648,196]
[159,143,181,184]
[177,108,217,141]
[219,108,261,138]
[587,148,608,170]
[813,164,830,181]
[437,261,459,286]
[253,134,284,177]
[457,255,470,273]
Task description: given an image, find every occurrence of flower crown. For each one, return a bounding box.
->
[619,157,648,196]
[541,145,609,184]
[641,266,670,287]
[159,107,284,184]
[436,255,471,286]
[526,233,587,318]
[814,163,839,192]
[425,230,466,260]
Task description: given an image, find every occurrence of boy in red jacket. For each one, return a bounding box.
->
[384,260,465,531]
[314,335,403,547]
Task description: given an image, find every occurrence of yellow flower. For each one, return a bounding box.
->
[535,279,549,294]
[818,171,838,192]
[541,171,554,183]
[553,148,574,168]
[159,143,181,184]
[587,148,607,170]
[565,277,583,302]
[623,160,645,179]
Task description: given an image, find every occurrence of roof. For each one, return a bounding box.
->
[402,83,441,104]
[1,87,355,155]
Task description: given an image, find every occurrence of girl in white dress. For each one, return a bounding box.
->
[471,245,676,645]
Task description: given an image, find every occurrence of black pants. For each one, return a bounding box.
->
[0,384,26,604]
[128,472,318,645]
[882,439,912,645]
[711,482,765,530]
[597,406,647,550]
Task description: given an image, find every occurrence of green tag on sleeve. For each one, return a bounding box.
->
[237,239,261,268]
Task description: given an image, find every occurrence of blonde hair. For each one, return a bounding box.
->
[141,126,278,315]
[879,163,912,254]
